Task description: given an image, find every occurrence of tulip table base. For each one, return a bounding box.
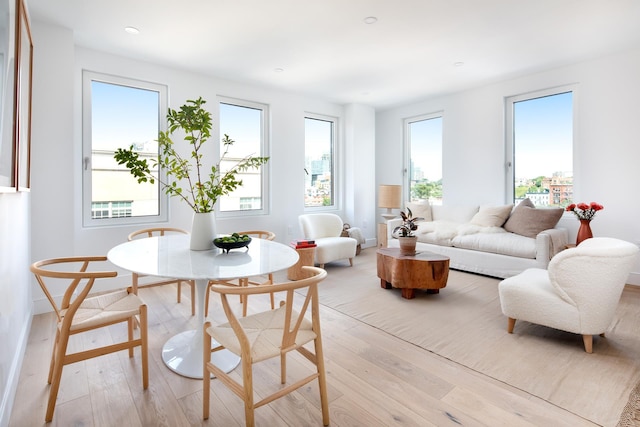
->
[161,329,240,379]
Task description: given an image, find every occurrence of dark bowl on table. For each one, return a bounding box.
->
[213,237,252,253]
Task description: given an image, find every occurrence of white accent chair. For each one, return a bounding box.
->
[498,237,639,353]
[299,213,357,268]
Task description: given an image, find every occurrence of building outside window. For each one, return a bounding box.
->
[506,88,574,207]
[404,113,443,205]
[82,71,168,227]
[304,115,337,208]
[218,99,269,215]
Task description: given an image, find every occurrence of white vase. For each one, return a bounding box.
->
[190,211,216,250]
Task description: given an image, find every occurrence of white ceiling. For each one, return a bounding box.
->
[28,0,640,110]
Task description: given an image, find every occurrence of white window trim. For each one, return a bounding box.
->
[504,84,577,204]
[216,96,270,218]
[403,111,443,205]
[81,70,168,227]
[304,112,341,212]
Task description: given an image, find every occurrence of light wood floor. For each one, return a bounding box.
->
[10,263,612,426]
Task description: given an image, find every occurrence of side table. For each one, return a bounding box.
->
[378,223,388,248]
[287,246,316,280]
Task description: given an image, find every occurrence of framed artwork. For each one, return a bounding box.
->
[15,0,31,191]
[0,0,16,192]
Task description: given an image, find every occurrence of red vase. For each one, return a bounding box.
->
[576,219,593,246]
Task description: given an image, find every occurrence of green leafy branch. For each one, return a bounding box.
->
[114,97,269,213]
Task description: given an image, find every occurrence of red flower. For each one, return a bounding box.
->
[566,201,604,221]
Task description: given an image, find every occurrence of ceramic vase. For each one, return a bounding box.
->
[576,219,593,246]
[190,211,216,250]
[398,236,417,256]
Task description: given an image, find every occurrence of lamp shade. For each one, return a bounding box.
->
[378,185,401,209]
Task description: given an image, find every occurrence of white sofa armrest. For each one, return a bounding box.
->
[537,227,569,260]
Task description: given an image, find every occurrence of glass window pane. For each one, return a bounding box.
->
[304,117,334,208]
[83,72,167,227]
[219,101,266,212]
[407,115,442,204]
[512,91,573,207]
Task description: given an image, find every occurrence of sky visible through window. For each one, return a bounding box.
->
[91,81,159,151]
[513,91,573,179]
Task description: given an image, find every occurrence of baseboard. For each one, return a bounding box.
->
[363,238,377,248]
[0,305,33,427]
[628,272,640,286]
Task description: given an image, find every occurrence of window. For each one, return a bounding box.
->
[218,99,269,215]
[506,88,574,207]
[82,71,168,227]
[404,113,443,204]
[304,114,337,208]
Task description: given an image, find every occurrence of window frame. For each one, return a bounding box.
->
[505,85,576,206]
[403,111,444,205]
[216,96,270,218]
[82,70,168,228]
[303,113,340,211]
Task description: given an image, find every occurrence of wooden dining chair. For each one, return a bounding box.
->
[203,266,329,427]
[128,227,196,315]
[30,256,149,422]
[205,230,276,317]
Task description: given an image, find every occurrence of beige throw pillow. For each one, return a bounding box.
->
[503,198,563,238]
[470,204,513,227]
[406,202,432,222]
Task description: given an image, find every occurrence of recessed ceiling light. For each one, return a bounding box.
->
[363,16,378,24]
[125,26,140,35]
[454,61,464,67]
[274,68,284,73]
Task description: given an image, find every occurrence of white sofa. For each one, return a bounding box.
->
[386,200,568,279]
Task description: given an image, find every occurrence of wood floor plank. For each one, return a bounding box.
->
[10,251,636,426]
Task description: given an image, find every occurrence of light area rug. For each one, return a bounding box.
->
[309,248,640,427]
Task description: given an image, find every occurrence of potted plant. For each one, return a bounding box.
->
[392,207,423,255]
[114,97,269,250]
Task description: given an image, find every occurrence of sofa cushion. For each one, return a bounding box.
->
[415,220,459,246]
[504,199,563,238]
[431,205,479,223]
[452,231,537,259]
[470,204,513,227]
[406,201,432,222]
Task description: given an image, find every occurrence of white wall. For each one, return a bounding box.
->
[377,47,640,283]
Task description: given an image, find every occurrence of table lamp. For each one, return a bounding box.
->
[378,184,402,221]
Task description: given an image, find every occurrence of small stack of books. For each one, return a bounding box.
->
[291,239,316,249]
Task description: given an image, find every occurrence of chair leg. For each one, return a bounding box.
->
[319,263,324,268]
[507,317,516,333]
[349,258,353,266]
[128,316,134,358]
[583,335,593,353]
[47,328,60,384]
[177,281,182,303]
[280,353,287,384]
[46,329,70,422]
[203,322,212,420]
[314,336,330,426]
[204,283,211,317]
[241,278,249,317]
[190,281,196,316]
[243,363,255,427]
[140,304,149,389]
[268,274,275,310]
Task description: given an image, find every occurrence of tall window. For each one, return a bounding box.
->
[506,89,573,207]
[304,115,336,208]
[82,71,168,227]
[218,98,269,214]
[404,113,443,204]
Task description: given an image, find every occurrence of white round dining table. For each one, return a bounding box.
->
[107,234,299,379]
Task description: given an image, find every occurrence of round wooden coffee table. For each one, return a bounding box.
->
[376,247,450,299]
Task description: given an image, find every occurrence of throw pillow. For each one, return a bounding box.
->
[470,204,514,227]
[504,199,563,238]
[406,201,432,222]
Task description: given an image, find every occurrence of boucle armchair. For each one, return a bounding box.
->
[498,237,639,353]
[299,213,357,268]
